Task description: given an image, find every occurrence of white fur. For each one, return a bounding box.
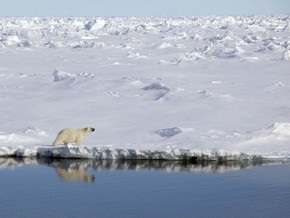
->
[52,127,95,146]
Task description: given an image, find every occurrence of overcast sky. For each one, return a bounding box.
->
[0,0,289,17]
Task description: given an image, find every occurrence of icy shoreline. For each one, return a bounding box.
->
[1,145,288,161]
[1,122,290,161]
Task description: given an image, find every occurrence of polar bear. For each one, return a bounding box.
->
[52,127,95,146]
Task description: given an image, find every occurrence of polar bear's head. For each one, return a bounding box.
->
[84,127,95,133]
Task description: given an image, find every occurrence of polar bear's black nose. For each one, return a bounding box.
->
[91,128,95,132]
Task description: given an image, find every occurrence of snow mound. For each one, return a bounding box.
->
[142,80,170,91]
[0,127,48,146]
[53,69,76,82]
[4,35,21,45]
[283,50,290,60]
[53,69,94,82]
[142,80,170,100]
[24,127,48,136]
[0,133,40,145]
[154,127,182,137]
[158,42,173,49]
[239,123,290,158]
[179,51,206,61]
[84,19,106,31]
[269,123,290,136]
[196,90,237,101]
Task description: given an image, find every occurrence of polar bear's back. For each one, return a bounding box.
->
[58,128,80,141]
[53,128,84,146]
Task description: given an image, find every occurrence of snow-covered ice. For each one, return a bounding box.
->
[0,15,290,160]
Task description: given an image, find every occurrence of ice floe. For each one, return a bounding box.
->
[0,16,289,161]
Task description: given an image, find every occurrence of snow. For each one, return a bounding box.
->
[0,15,290,160]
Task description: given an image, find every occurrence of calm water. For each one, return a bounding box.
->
[0,158,290,218]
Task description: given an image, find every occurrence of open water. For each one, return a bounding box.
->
[0,158,290,218]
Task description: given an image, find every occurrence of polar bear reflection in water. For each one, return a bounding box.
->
[52,127,95,146]
[55,167,95,183]
[50,159,95,183]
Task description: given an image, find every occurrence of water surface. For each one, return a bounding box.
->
[0,158,290,218]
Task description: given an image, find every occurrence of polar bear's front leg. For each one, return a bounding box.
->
[76,136,83,146]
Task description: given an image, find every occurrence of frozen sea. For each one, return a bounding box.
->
[1,15,290,160]
[1,158,290,218]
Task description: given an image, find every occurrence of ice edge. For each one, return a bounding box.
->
[1,145,287,162]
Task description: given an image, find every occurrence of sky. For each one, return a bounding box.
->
[0,0,289,17]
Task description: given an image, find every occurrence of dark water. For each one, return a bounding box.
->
[0,158,290,218]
